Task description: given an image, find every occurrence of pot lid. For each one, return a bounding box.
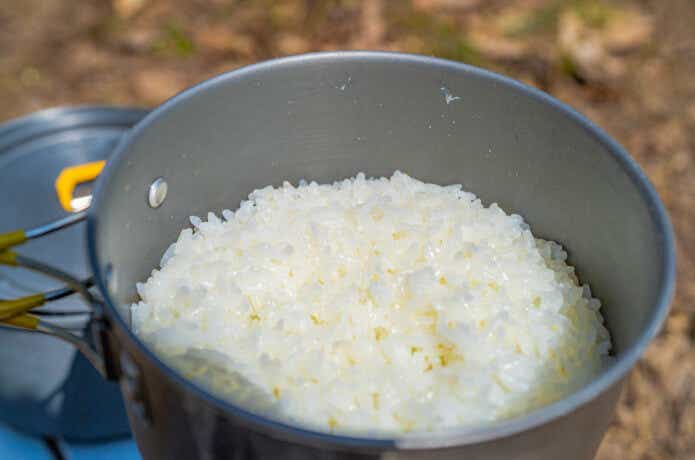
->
[0,106,147,440]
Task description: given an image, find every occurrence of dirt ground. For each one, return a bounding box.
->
[1,0,693,458]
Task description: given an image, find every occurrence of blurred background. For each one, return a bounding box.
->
[0,0,693,458]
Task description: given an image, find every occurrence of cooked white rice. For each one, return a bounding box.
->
[131,171,611,435]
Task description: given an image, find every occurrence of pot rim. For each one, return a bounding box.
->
[87,51,676,450]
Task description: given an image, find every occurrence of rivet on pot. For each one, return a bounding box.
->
[148,177,168,208]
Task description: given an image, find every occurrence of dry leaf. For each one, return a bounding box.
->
[112,0,146,18]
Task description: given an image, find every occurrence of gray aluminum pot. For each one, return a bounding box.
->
[9,52,675,459]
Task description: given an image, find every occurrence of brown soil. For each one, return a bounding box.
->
[1,0,693,457]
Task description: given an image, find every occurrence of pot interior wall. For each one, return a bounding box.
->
[93,54,667,365]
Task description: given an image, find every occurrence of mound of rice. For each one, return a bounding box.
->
[131,171,611,435]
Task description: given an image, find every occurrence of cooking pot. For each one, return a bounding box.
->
[0,52,675,459]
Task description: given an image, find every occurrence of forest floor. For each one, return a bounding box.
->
[1,0,694,458]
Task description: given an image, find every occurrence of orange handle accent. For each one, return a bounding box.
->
[0,294,45,320]
[0,232,26,252]
[1,314,39,330]
[55,160,106,212]
[0,251,18,265]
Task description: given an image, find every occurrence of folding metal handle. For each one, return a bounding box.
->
[0,212,86,252]
[0,161,114,377]
[0,276,91,321]
[0,244,108,375]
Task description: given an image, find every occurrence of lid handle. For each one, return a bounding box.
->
[55,160,106,212]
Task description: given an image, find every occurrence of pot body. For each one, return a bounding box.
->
[88,53,674,459]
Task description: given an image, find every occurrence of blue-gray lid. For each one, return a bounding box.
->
[0,106,147,441]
